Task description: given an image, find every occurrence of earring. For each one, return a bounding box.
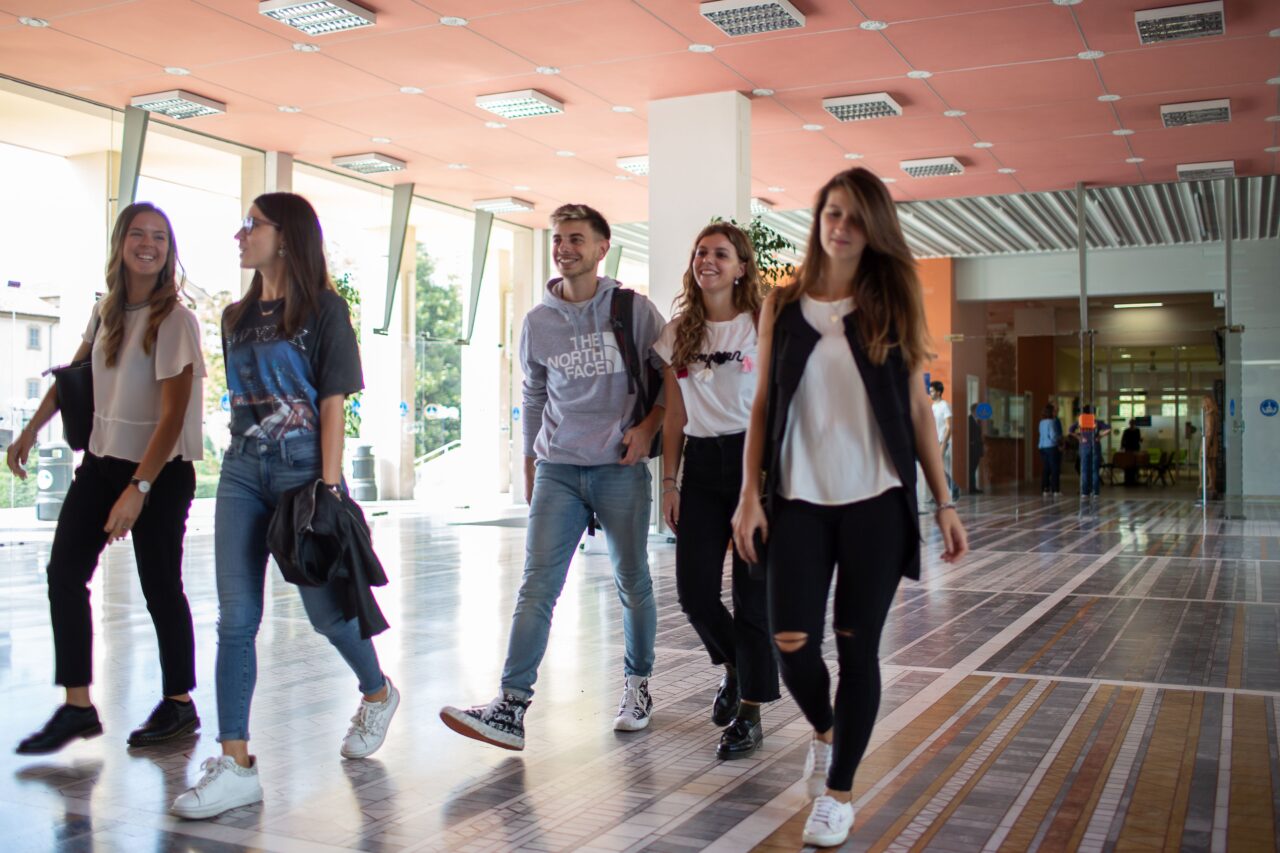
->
[278,247,286,257]
[733,277,740,286]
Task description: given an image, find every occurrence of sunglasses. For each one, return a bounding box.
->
[241,215,280,235]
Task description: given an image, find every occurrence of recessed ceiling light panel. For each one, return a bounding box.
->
[699,0,805,37]
[900,156,964,178]
[1176,159,1234,180]
[616,155,650,176]
[332,152,405,174]
[1135,1,1224,44]
[1160,97,1231,127]
[260,0,375,36]
[822,92,902,122]
[476,88,564,119]
[475,197,535,213]
[750,197,775,215]
[130,89,226,119]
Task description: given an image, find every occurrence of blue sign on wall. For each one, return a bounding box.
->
[399,401,409,418]
[1229,399,1236,417]
[1262,399,1279,417]
[512,406,521,422]
[975,402,993,421]
[220,392,229,412]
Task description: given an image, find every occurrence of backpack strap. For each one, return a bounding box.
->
[610,287,640,399]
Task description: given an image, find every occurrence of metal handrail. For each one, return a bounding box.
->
[415,439,461,468]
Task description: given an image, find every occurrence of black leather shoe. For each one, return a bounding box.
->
[128,698,199,747]
[716,717,763,760]
[711,674,739,727]
[16,704,102,755]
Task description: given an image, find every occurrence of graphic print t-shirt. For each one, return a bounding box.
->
[652,312,757,438]
[222,290,363,440]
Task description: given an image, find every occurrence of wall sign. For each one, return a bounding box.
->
[1262,399,1278,417]
[975,402,993,421]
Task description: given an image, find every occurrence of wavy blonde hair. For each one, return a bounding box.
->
[777,168,931,371]
[99,202,184,367]
[669,223,763,371]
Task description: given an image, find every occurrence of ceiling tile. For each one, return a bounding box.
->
[965,100,1121,144]
[467,0,689,66]
[1074,0,1278,54]
[1114,84,1276,131]
[884,4,1087,73]
[821,115,981,156]
[631,0,861,44]
[1127,121,1271,162]
[556,53,748,106]
[320,26,532,88]
[1099,39,1279,95]
[0,27,159,92]
[715,29,911,91]
[929,60,1102,112]
[854,0,1038,22]
[196,54,395,110]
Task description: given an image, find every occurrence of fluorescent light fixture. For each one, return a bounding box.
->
[474,197,535,213]
[475,88,564,119]
[130,89,226,119]
[616,155,649,176]
[900,156,964,178]
[1114,302,1164,309]
[331,152,405,174]
[1120,353,1133,358]
[822,92,902,122]
[1160,98,1231,127]
[750,197,774,215]
[1177,160,1235,180]
[259,0,375,36]
[1135,1,1224,44]
[699,0,805,37]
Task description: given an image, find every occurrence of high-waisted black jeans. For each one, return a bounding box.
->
[47,452,197,695]
[768,488,909,791]
[676,432,779,704]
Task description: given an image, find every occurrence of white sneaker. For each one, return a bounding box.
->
[170,756,263,820]
[341,677,400,759]
[612,675,653,732]
[802,795,855,847]
[803,738,833,797]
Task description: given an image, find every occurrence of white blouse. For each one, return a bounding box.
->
[652,312,757,438]
[779,295,901,504]
[83,301,206,463]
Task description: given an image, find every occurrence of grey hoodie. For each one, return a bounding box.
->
[521,276,665,466]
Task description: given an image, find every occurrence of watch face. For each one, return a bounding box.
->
[133,479,151,494]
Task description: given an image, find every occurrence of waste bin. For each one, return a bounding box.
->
[350,443,377,502]
[36,441,74,521]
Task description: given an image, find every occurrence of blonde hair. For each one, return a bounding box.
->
[99,203,183,367]
[777,168,931,371]
[669,223,762,371]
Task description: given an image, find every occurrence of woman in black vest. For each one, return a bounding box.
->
[732,168,967,848]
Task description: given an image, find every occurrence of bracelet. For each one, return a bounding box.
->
[935,502,957,513]
[662,486,678,495]
[662,476,677,483]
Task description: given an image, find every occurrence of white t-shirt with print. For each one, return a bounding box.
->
[652,312,757,438]
[932,398,952,445]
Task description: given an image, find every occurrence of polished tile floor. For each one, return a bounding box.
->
[1,493,1278,852]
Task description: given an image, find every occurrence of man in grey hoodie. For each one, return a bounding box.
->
[440,203,666,750]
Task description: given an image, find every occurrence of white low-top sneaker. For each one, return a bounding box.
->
[612,675,653,732]
[803,737,833,797]
[171,756,263,820]
[341,677,400,759]
[802,795,855,847]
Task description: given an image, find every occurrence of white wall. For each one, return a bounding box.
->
[1235,242,1280,497]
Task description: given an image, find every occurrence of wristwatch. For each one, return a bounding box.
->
[129,477,152,495]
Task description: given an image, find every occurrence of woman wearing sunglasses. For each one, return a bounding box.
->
[10,202,205,756]
[171,193,397,820]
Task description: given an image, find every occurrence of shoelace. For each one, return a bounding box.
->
[617,685,645,716]
[194,757,227,792]
[348,702,384,738]
[811,797,841,828]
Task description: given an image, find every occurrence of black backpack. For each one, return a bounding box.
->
[608,287,662,459]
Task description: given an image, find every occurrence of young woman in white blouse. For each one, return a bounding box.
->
[8,202,206,756]
[656,223,779,760]
[732,169,968,847]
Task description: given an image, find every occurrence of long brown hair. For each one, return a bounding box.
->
[669,223,763,371]
[99,202,184,367]
[224,192,332,337]
[777,168,930,371]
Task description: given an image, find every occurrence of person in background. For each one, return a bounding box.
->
[732,168,968,848]
[1037,403,1063,496]
[655,222,779,760]
[172,193,397,821]
[9,202,205,755]
[1070,405,1111,499]
[967,404,984,495]
[929,381,957,501]
[1201,395,1220,499]
[1121,419,1142,453]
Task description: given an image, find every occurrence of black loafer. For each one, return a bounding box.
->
[716,717,763,760]
[128,698,199,747]
[16,704,103,755]
[711,674,739,727]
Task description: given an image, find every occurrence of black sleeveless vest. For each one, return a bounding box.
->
[763,299,922,580]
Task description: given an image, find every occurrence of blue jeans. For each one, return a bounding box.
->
[214,435,385,742]
[502,461,656,698]
[1080,443,1100,496]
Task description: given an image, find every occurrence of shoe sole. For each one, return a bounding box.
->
[128,717,200,748]
[438,708,524,751]
[171,787,264,820]
[802,827,851,847]
[716,743,761,760]
[16,723,103,755]
[613,716,651,732]
[341,688,401,759]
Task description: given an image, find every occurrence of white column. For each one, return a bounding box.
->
[647,91,751,315]
[265,152,293,194]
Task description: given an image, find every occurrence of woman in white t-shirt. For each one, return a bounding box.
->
[7,202,206,756]
[655,222,779,760]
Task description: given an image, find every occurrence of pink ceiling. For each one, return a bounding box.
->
[1,0,1276,230]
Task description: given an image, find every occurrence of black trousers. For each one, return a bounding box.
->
[1039,448,1062,492]
[47,453,197,695]
[767,488,908,792]
[676,433,779,704]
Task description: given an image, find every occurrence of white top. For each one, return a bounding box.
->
[779,295,901,505]
[653,312,757,438]
[82,301,206,463]
[932,399,952,445]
